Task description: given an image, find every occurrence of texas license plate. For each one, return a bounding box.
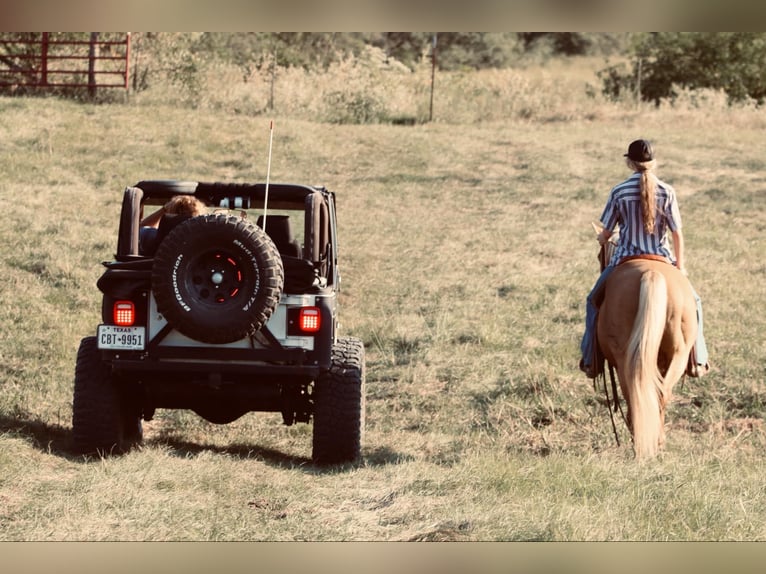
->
[97,325,145,350]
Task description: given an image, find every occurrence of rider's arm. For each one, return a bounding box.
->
[672,229,686,275]
[140,206,166,228]
[597,228,612,246]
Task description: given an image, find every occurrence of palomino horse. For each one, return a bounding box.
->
[597,255,698,459]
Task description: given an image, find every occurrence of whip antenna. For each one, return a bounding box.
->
[262,120,274,232]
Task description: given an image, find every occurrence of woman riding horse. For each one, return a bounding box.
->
[579,139,709,379]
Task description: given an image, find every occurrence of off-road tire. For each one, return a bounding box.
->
[151,214,284,344]
[312,337,365,465]
[72,337,142,455]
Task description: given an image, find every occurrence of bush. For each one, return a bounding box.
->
[600,33,766,105]
[322,89,387,124]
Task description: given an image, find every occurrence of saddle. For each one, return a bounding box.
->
[617,253,672,267]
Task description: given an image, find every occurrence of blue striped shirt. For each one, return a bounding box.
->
[600,172,682,267]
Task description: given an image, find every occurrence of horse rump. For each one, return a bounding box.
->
[598,260,696,459]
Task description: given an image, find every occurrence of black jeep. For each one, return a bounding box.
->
[73,180,365,464]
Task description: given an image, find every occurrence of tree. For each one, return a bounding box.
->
[0,32,42,89]
[195,32,369,71]
[601,32,766,104]
[519,32,591,55]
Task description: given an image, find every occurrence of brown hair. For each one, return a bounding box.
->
[164,195,206,217]
[626,158,658,233]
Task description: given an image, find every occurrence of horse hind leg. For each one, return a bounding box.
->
[616,366,633,432]
[657,349,691,449]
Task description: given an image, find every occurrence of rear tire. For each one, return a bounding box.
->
[72,337,142,455]
[312,337,365,465]
[151,214,284,344]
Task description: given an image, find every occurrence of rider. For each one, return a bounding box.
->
[579,139,710,379]
[139,195,207,255]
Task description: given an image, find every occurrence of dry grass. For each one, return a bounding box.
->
[1,61,765,542]
[134,54,624,124]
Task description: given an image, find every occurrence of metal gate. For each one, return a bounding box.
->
[0,32,130,93]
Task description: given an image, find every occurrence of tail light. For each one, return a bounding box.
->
[113,301,136,326]
[298,307,321,333]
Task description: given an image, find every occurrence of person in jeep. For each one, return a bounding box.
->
[139,195,208,256]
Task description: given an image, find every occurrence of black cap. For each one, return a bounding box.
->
[624,139,654,162]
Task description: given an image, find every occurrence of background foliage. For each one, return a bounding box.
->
[5,32,766,110]
[599,32,766,104]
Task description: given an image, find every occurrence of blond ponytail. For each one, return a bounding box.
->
[627,158,658,233]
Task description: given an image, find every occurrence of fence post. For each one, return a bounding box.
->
[88,32,99,97]
[41,32,49,87]
[124,32,131,90]
[429,33,437,122]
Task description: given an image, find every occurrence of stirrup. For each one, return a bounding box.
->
[687,361,710,378]
[579,358,597,379]
[686,346,708,378]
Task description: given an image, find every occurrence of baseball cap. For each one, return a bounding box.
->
[624,139,654,162]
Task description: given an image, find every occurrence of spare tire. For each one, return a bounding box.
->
[152,214,284,344]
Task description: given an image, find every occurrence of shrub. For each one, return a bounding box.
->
[322,89,387,124]
[600,33,766,105]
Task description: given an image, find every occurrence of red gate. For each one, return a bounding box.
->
[0,32,130,92]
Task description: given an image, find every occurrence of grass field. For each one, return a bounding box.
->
[1,61,766,543]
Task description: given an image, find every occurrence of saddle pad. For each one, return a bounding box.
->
[617,254,672,266]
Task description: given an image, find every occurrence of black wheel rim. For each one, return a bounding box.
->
[183,249,255,306]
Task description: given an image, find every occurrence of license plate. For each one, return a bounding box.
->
[97,325,145,350]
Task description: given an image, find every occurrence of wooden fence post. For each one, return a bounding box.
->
[429,33,437,122]
[41,32,49,87]
[88,32,99,97]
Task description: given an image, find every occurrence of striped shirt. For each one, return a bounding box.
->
[600,172,682,267]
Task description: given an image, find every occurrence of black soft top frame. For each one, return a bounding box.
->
[135,180,331,210]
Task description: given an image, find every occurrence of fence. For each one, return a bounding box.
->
[0,32,130,94]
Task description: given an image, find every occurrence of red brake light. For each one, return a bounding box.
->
[299,307,321,333]
[113,301,135,326]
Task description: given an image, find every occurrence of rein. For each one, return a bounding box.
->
[600,360,628,446]
[596,240,629,446]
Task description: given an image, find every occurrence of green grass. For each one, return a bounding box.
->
[1,65,766,541]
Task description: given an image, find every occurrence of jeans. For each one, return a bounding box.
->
[690,288,708,365]
[580,266,708,368]
[580,266,613,368]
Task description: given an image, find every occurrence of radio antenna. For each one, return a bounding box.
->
[262,120,274,232]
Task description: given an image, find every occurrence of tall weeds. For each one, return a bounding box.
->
[134,54,628,124]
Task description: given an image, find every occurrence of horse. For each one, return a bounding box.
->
[594,229,698,459]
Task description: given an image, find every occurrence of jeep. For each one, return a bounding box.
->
[73,180,365,464]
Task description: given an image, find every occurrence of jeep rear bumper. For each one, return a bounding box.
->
[108,355,322,380]
[104,352,323,426]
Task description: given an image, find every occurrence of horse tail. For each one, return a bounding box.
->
[625,269,667,459]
